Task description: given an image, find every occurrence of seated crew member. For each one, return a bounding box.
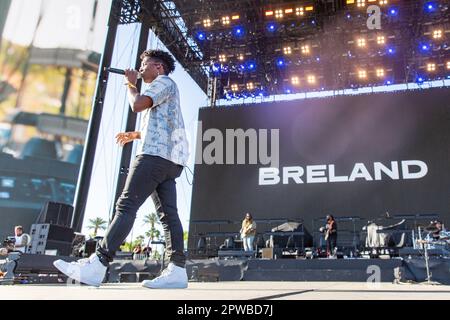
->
[431,220,445,241]
[13,226,30,253]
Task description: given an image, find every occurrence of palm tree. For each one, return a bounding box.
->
[183,231,189,250]
[87,217,107,237]
[143,212,161,241]
[145,229,161,240]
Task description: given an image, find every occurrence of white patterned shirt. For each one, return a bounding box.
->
[138,75,189,166]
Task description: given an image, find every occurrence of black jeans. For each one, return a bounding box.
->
[97,155,185,267]
[327,233,337,255]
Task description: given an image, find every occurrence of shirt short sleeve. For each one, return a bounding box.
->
[142,77,173,107]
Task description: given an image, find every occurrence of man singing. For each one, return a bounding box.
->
[54,49,189,289]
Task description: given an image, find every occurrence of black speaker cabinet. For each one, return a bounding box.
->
[38,202,74,227]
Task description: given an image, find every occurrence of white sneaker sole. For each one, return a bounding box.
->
[53,260,102,287]
[142,280,188,289]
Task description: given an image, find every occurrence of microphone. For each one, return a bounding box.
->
[105,67,142,79]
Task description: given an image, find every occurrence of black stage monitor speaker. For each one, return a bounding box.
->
[38,201,74,228]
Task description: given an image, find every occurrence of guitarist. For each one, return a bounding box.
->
[240,213,257,253]
[324,214,338,257]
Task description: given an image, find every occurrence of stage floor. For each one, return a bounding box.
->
[2,281,450,300]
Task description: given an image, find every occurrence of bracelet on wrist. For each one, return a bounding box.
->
[127,82,137,90]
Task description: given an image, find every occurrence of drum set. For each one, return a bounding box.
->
[414,222,449,284]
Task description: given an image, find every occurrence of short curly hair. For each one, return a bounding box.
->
[140,49,176,74]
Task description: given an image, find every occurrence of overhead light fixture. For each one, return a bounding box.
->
[231,84,239,92]
[218,54,227,62]
[275,9,284,19]
[307,75,316,84]
[357,38,366,48]
[377,35,385,45]
[203,19,212,28]
[296,7,304,16]
[357,0,366,8]
[246,82,254,90]
[358,70,367,79]
[283,46,292,55]
[301,45,310,54]
[291,76,300,85]
[426,63,436,72]
[376,68,385,78]
[432,29,442,39]
[222,16,230,25]
[238,54,245,61]
[285,8,293,14]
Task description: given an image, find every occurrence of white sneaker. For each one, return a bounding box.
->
[142,263,188,289]
[53,254,107,287]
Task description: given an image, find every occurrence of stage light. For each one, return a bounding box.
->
[447,61,450,70]
[222,16,230,25]
[379,0,388,5]
[291,76,300,85]
[307,75,316,84]
[376,68,385,78]
[387,47,395,54]
[233,26,245,37]
[357,0,366,8]
[357,38,366,48]
[203,19,212,28]
[296,7,305,16]
[427,63,436,72]
[377,35,385,45]
[266,22,277,32]
[197,32,206,41]
[433,29,442,39]
[225,91,233,100]
[275,9,284,19]
[211,63,221,75]
[425,2,437,13]
[388,7,398,16]
[232,15,240,20]
[285,8,293,14]
[283,46,292,55]
[265,10,274,17]
[358,70,367,79]
[417,76,424,83]
[238,54,245,61]
[285,88,292,94]
[346,13,351,19]
[346,0,355,4]
[386,80,392,85]
[301,45,310,55]
[420,43,430,52]
[218,54,227,63]
[305,6,314,11]
[276,58,285,67]
[247,61,256,70]
[246,82,254,90]
[231,84,239,92]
